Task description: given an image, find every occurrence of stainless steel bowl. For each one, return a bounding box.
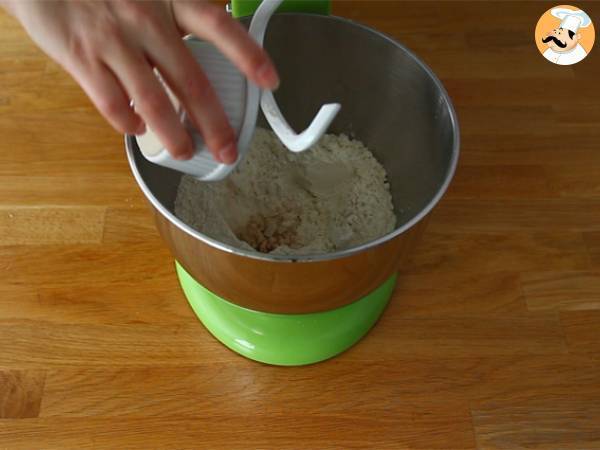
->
[125,14,459,314]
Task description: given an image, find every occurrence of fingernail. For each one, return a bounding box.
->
[174,152,193,161]
[174,147,194,160]
[218,142,238,165]
[173,142,194,160]
[257,61,280,89]
[135,121,146,135]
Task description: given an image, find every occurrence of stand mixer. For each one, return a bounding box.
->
[125,0,459,365]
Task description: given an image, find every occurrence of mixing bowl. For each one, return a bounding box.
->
[125,11,459,365]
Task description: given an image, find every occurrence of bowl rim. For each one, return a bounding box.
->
[125,13,460,263]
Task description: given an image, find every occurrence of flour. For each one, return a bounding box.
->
[174,128,396,256]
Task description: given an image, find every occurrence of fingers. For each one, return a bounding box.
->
[103,40,194,160]
[65,1,274,164]
[142,30,237,164]
[70,63,145,135]
[172,1,279,90]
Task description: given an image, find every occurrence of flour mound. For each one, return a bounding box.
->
[174,128,396,256]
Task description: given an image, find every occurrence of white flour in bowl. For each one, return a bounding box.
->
[174,128,396,256]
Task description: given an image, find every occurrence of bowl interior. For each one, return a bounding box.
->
[128,14,458,256]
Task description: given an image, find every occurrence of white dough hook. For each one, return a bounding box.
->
[250,0,341,152]
[136,0,340,180]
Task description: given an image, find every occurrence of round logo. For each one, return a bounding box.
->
[535,4,595,65]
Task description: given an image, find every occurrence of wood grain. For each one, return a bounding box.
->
[37,355,600,416]
[0,415,477,450]
[523,271,600,312]
[584,231,600,267]
[448,165,556,199]
[0,243,173,288]
[0,279,194,325]
[409,231,590,274]
[102,207,158,243]
[0,175,142,206]
[472,402,600,450]
[546,165,600,199]
[0,206,105,245]
[0,370,45,418]
[346,315,567,359]
[1,1,600,448]
[561,310,600,354]
[391,271,528,318]
[429,199,600,233]
[457,133,600,167]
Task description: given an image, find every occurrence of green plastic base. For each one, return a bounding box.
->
[176,262,396,366]
[231,0,331,18]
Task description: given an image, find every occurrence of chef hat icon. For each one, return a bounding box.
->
[551,7,592,33]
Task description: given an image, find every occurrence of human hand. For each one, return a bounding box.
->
[1,0,279,163]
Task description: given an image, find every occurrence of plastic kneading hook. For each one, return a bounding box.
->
[251,0,341,152]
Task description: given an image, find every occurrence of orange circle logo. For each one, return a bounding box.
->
[535,5,595,65]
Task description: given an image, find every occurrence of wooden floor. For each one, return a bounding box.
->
[1,1,600,448]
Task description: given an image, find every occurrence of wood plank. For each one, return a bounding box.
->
[523,271,600,312]
[584,232,600,268]
[346,315,566,359]
[0,111,124,162]
[428,199,600,233]
[0,141,126,163]
[464,28,530,51]
[445,79,597,108]
[0,206,105,245]
[0,175,143,207]
[0,242,173,288]
[40,355,600,418]
[0,56,46,75]
[447,165,556,199]
[555,102,600,126]
[0,62,92,113]
[0,321,225,368]
[0,277,194,325]
[102,207,158,243]
[40,364,470,417]
[0,414,476,450]
[422,50,575,80]
[0,314,567,368]
[573,46,600,79]
[561,310,600,353]
[388,31,467,52]
[458,134,600,167]
[0,370,45,418]
[0,160,131,177]
[392,272,527,318]
[546,165,600,199]
[409,231,590,275]
[336,1,555,36]
[472,402,600,450]
[457,106,558,134]
[459,118,600,138]
[0,285,39,321]
[464,355,600,409]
